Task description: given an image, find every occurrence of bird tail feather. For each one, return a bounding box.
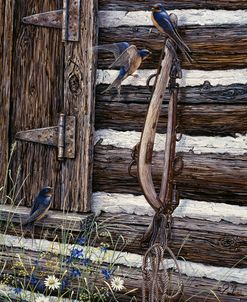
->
[173,28,191,54]
[101,77,123,94]
[172,38,193,63]
[22,218,33,227]
[22,219,33,228]
[180,47,193,64]
[22,210,43,226]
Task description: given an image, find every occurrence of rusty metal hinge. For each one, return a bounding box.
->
[22,0,81,42]
[15,113,76,161]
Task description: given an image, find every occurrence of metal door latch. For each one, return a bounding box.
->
[16,113,76,160]
[22,0,81,42]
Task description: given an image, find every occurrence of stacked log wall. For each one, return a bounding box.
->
[0,0,247,301]
[93,1,247,300]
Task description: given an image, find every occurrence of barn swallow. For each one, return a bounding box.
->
[151,3,193,63]
[97,42,151,96]
[22,186,53,226]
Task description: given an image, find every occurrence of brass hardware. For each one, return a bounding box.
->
[15,114,76,160]
[22,0,81,42]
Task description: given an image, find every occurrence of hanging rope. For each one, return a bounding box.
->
[141,212,183,302]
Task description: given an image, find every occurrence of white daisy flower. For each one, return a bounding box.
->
[111,276,125,291]
[36,296,50,302]
[44,275,61,290]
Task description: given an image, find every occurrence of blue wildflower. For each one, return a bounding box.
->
[36,281,45,292]
[81,257,92,266]
[29,276,38,286]
[77,236,86,245]
[101,268,112,280]
[14,287,22,294]
[70,267,81,277]
[61,278,69,291]
[64,256,73,264]
[70,247,83,259]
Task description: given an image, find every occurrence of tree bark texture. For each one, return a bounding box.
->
[98,26,247,70]
[93,145,247,205]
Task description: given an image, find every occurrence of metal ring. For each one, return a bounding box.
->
[128,160,136,178]
[146,73,157,92]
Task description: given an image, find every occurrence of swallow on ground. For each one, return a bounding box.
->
[22,186,53,226]
[151,3,193,63]
[96,42,151,96]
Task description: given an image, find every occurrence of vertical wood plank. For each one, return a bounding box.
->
[62,0,98,212]
[9,0,64,208]
[0,0,15,189]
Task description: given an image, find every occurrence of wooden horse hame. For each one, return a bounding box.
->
[129,14,184,302]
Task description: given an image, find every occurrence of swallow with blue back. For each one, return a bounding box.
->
[97,42,151,96]
[22,186,53,226]
[151,3,193,63]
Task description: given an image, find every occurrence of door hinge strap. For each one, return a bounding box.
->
[22,0,81,42]
[15,113,76,161]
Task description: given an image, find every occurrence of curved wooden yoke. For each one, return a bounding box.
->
[137,15,185,301]
[138,40,184,299]
[136,34,184,302]
[134,39,181,216]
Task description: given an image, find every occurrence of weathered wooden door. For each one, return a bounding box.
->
[0,0,98,212]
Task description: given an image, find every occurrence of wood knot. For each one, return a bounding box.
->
[201,80,212,91]
[219,235,239,251]
[218,281,237,295]
[69,74,80,94]
[223,89,236,97]
[222,87,246,98]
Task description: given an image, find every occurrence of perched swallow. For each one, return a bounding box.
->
[97,42,151,96]
[151,3,193,63]
[22,186,53,226]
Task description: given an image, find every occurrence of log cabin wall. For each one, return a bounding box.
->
[93,0,247,300]
[0,0,247,301]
